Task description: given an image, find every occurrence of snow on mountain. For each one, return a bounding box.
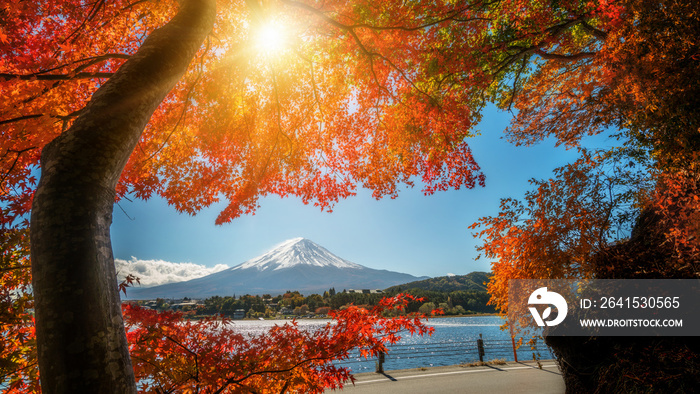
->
[233,238,362,271]
[123,238,428,299]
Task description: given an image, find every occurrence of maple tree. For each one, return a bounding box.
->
[469,0,700,390]
[470,149,653,312]
[2,0,694,392]
[471,0,700,321]
[4,0,491,391]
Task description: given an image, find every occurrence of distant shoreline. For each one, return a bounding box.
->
[430,313,500,318]
[237,313,501,321]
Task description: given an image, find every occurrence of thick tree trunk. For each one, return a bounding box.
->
[29,1,216,392]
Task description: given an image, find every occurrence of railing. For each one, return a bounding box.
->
[335,335,552,373]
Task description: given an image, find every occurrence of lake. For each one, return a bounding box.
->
[230,316,553,373]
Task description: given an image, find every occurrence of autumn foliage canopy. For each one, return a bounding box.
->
[471,0,700,314]
[1,0,495,228]
[3,0,493,390]
[3,0,699,392]
[466,1,699,389]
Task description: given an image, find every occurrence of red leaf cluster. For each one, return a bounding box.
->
[2,293,432,393]
[123,293,431,393]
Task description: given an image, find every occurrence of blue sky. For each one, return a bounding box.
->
[111,105,614,280]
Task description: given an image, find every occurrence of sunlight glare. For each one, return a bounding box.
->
[255,20,287,55]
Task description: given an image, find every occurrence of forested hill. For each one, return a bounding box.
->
[384,272,491,293]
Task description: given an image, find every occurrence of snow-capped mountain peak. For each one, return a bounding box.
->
[123,238,430,299]
[231,238,363,271]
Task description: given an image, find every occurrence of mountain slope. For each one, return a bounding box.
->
[232,238,363,271]
[384,271,491,293]
[124,238,428,299]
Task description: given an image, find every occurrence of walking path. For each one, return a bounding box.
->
[326,360,565,394]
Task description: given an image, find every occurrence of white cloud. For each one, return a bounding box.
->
[115,257,229,287]
[446,273,456,277]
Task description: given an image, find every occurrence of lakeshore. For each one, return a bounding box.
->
[326,360,564,394]
[227,315,552,373]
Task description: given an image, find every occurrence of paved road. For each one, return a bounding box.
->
[326,361,565,394]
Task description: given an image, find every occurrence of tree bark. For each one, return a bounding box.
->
[29,1,216,392]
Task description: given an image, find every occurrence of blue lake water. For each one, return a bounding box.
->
[232,316,553,373]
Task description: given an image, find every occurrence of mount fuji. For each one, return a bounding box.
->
[124,238,429,299]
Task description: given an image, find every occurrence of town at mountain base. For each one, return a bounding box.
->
[123,238,433,299]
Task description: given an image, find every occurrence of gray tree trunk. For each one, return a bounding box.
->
[29,1,216,392]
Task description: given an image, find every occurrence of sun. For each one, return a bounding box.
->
[255,20,287,55]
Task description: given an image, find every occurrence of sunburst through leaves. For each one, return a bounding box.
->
[254,19,288,56]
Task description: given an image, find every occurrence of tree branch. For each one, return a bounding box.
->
[0,72,114,81]
[507,57,529,112]
[0,114,43,126]
[0,361,38,382]
[140,37,211,163]
[0,147,37,194]
[491,16,603,77]
[580,20,609,39]
[213,355,336,394]
[534,49,596,61]
[13,54,125,106]
[0,264,31,273]
[0,110,83,126]
[164,335,199,384]
[29,53,131,76]
[282,0,489,32]
[280,0,445,104]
